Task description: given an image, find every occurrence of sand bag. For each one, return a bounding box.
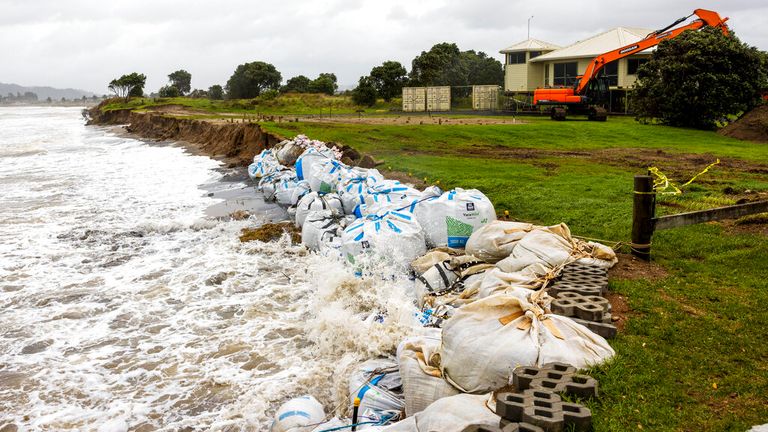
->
[413,188,496,248]
[275,175,303,206]
[295,192,344,227]
[275,139,306,167]
[309,159,349,194]
[337,168,385,215]
[290,180,312,206]
[270,395,325,432]
[360,182,422,217]
[341,210,427,270]
[465,221,537,263]
[301,209,354,252]
[496,223,617,273]
[414,255,493,298]
[296,146,336,181]
[349,359,404,426]
[439,292,615,393]
[380,394,499,432]
[259,170,295,202]
[248,149,283,180]
[396,329,461,417]
[476,265,551,299]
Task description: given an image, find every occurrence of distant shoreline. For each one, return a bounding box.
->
[0,101,102,108]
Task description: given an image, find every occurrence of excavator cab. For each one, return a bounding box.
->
[582,76,610,106]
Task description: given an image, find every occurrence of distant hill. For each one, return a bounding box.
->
[0,82,97,101]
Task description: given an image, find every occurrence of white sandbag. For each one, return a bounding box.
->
[341,210,427,270]
[248,149,283,180]
[276,140,306,167]
[309,159,349,194]
[349,359,404,427]
[496,223,617,273]
[296,146,336,181]
[465,220,537,263]
[397,329,461,417]
[360,182,422,217]
[295,192,344,228]
[337,168,385,215]
[413,188,496,248]
[270,395,325,432]
[414,256,492,297]
[476,265,550,299]
[301,209,351,252]
[259,170,295,202]
[291,180,312,207]
[440,292,615,394]
[380,394,499,432]
[275,175,303,206]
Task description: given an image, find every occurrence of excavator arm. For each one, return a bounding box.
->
[575,9,729,95]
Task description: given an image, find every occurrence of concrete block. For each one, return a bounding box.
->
[499,420,546,432]
[571,317,618,339]
[561,402,592,431]
[551,292,611,322]
[496,388,593,432]
[548,281,605,297]
[513,366,599,399]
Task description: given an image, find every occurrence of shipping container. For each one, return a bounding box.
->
[402,87,426,112]
[472,85,500,111]
[426,86,451,111]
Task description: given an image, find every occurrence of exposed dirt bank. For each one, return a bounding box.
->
[719,104,768,143]
[87,108,284,167]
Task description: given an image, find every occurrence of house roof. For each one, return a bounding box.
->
[529,27,654,62]
[500,38,561,54]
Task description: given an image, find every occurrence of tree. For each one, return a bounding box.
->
[370,61,408,101]
[208,85,224,100]
[309,73,338,95]
[352,76,377,106]
[188,89,208,98]
[168,69,192,95]
[158,85,180,98]
[281,75,312,93]
[225,61,282,99]
[408,43,504,87]
[108,72,146,100]
[633,28,768,130]
[462,50,504,86]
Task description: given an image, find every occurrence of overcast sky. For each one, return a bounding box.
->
[0,0,765,94]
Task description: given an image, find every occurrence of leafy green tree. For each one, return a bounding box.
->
[462,50,504,86]
[108,72,146,100]
[188,89,208,98]
[634,28,768,130]
[309,73,338,95]
[208,85,224,100]
[168,69,192,95]
[352,76,377,106]
[370,61,407,101]
[225,61,282,99]
[409,43,467,86]
[158,85,180,98]
[281,75,312,93]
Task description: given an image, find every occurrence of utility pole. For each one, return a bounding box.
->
[528,15,534,39]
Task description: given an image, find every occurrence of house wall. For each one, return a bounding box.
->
[504,63,529,92]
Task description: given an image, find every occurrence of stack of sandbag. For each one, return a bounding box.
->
[274,174,304,206]
[396,328,461,417]
[258,169,295,202]
[412,188,496,248]
[274,139,306,167]
[496,223,618,273]
[341,210,427,270]
[295,192,344,227]
[270,395,325,432]
[296,146,337,181]
[248,149,284,180]
[464,220,538,263]
[291,180,312,206]
[348,359,404,427]
[410,250,494,306]
[439,291,615,393]
[309,159,350,194]
[302,209,356,252]
[337,168,385,215]
[475,264,551,299]
[380,394,499,432]
[358,181,422,217]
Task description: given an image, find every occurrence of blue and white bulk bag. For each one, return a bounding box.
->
[309,159,349,194]
[360,181,422,217]
[337,168,385,215]
[348,359,404,426]
[412,188,496,248]
[259,170,295,202]
[270,395,325,432]
[274,175,303,206]
[301,209,351,252]
[290,180,312,207]
[248,149,283,180]
[275,139,306,167]
[341,210,427,270]
[295,192,344,228]
[295,146,336,181]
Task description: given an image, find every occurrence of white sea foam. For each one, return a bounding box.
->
[0,107,420,431]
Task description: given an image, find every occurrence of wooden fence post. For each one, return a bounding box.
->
[631,175,655,260]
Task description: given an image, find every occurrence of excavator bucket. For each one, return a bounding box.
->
[694,9,729,34]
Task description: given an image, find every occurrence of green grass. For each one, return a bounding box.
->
[259,117,768,431]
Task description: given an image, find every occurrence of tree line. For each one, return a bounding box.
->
[107,42,503,105]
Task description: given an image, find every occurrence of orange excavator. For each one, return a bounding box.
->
[533,9,729,121]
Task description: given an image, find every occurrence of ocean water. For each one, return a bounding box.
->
[0,107,418,431]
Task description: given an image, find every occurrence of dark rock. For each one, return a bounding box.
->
[358,154,377,168]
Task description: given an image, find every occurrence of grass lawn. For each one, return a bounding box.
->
[259,116,768,431]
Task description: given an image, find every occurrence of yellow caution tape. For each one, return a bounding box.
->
[648,159,720,195]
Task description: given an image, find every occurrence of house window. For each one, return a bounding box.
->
[597,61,618,86]
[553,62,577,86]
[507,52,526,64]
[529,51,542,59]
[628,58,648,75]
[544,64,550,87]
